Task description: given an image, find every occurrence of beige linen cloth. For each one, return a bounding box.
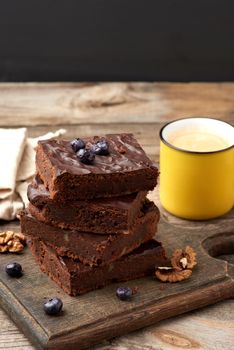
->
[0,128,66,220]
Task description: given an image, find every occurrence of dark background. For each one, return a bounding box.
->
[1,0,234,81]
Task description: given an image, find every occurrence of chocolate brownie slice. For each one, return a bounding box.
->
[27,175,147,234]
[36,134,158,200]
[20,201,160,267]
[28,238,167,296]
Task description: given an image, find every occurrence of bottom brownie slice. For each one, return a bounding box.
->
[28,238,167,296]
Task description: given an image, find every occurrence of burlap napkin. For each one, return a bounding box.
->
[0,128,66,220]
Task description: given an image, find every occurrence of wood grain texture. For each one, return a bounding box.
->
[0,308,34,350]
[0,82,234,126]
[0,82,234,350]
[94,300,234,350]
[1,299,234,350]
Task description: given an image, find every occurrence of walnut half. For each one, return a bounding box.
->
[171,246,197,271]
[155,245,197,283]
[155,267,192,282]
[0,231,26,253]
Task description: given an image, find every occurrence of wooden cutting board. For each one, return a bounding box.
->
[0,212,234,350]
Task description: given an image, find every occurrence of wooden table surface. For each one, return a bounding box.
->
[0,82,234,350]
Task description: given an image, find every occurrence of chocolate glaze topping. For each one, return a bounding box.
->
[38,133,157,176]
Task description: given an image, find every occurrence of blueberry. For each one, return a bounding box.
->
[116,286,132,301]
[5,262,23,278]
[70,138,85,152]
[77,148,95,164]
[92,140,109,155]
[44,297,63,316]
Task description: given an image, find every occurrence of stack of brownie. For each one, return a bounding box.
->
[20,133,166,296]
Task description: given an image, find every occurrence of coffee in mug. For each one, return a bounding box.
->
[159,117,234,220]
[167,130,229,152]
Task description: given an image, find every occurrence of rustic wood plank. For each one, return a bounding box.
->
[25,122,161,142]
[0,83,234,126]
[0,308,34,350]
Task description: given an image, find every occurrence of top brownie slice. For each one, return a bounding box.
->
[36,133,158,200]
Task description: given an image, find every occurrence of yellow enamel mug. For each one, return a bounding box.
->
[159,117,234,220]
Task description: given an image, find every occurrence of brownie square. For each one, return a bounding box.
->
[28,238,167,296]
[27,175,147,234]
[36,133,158,200]
[20,201,160,267]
